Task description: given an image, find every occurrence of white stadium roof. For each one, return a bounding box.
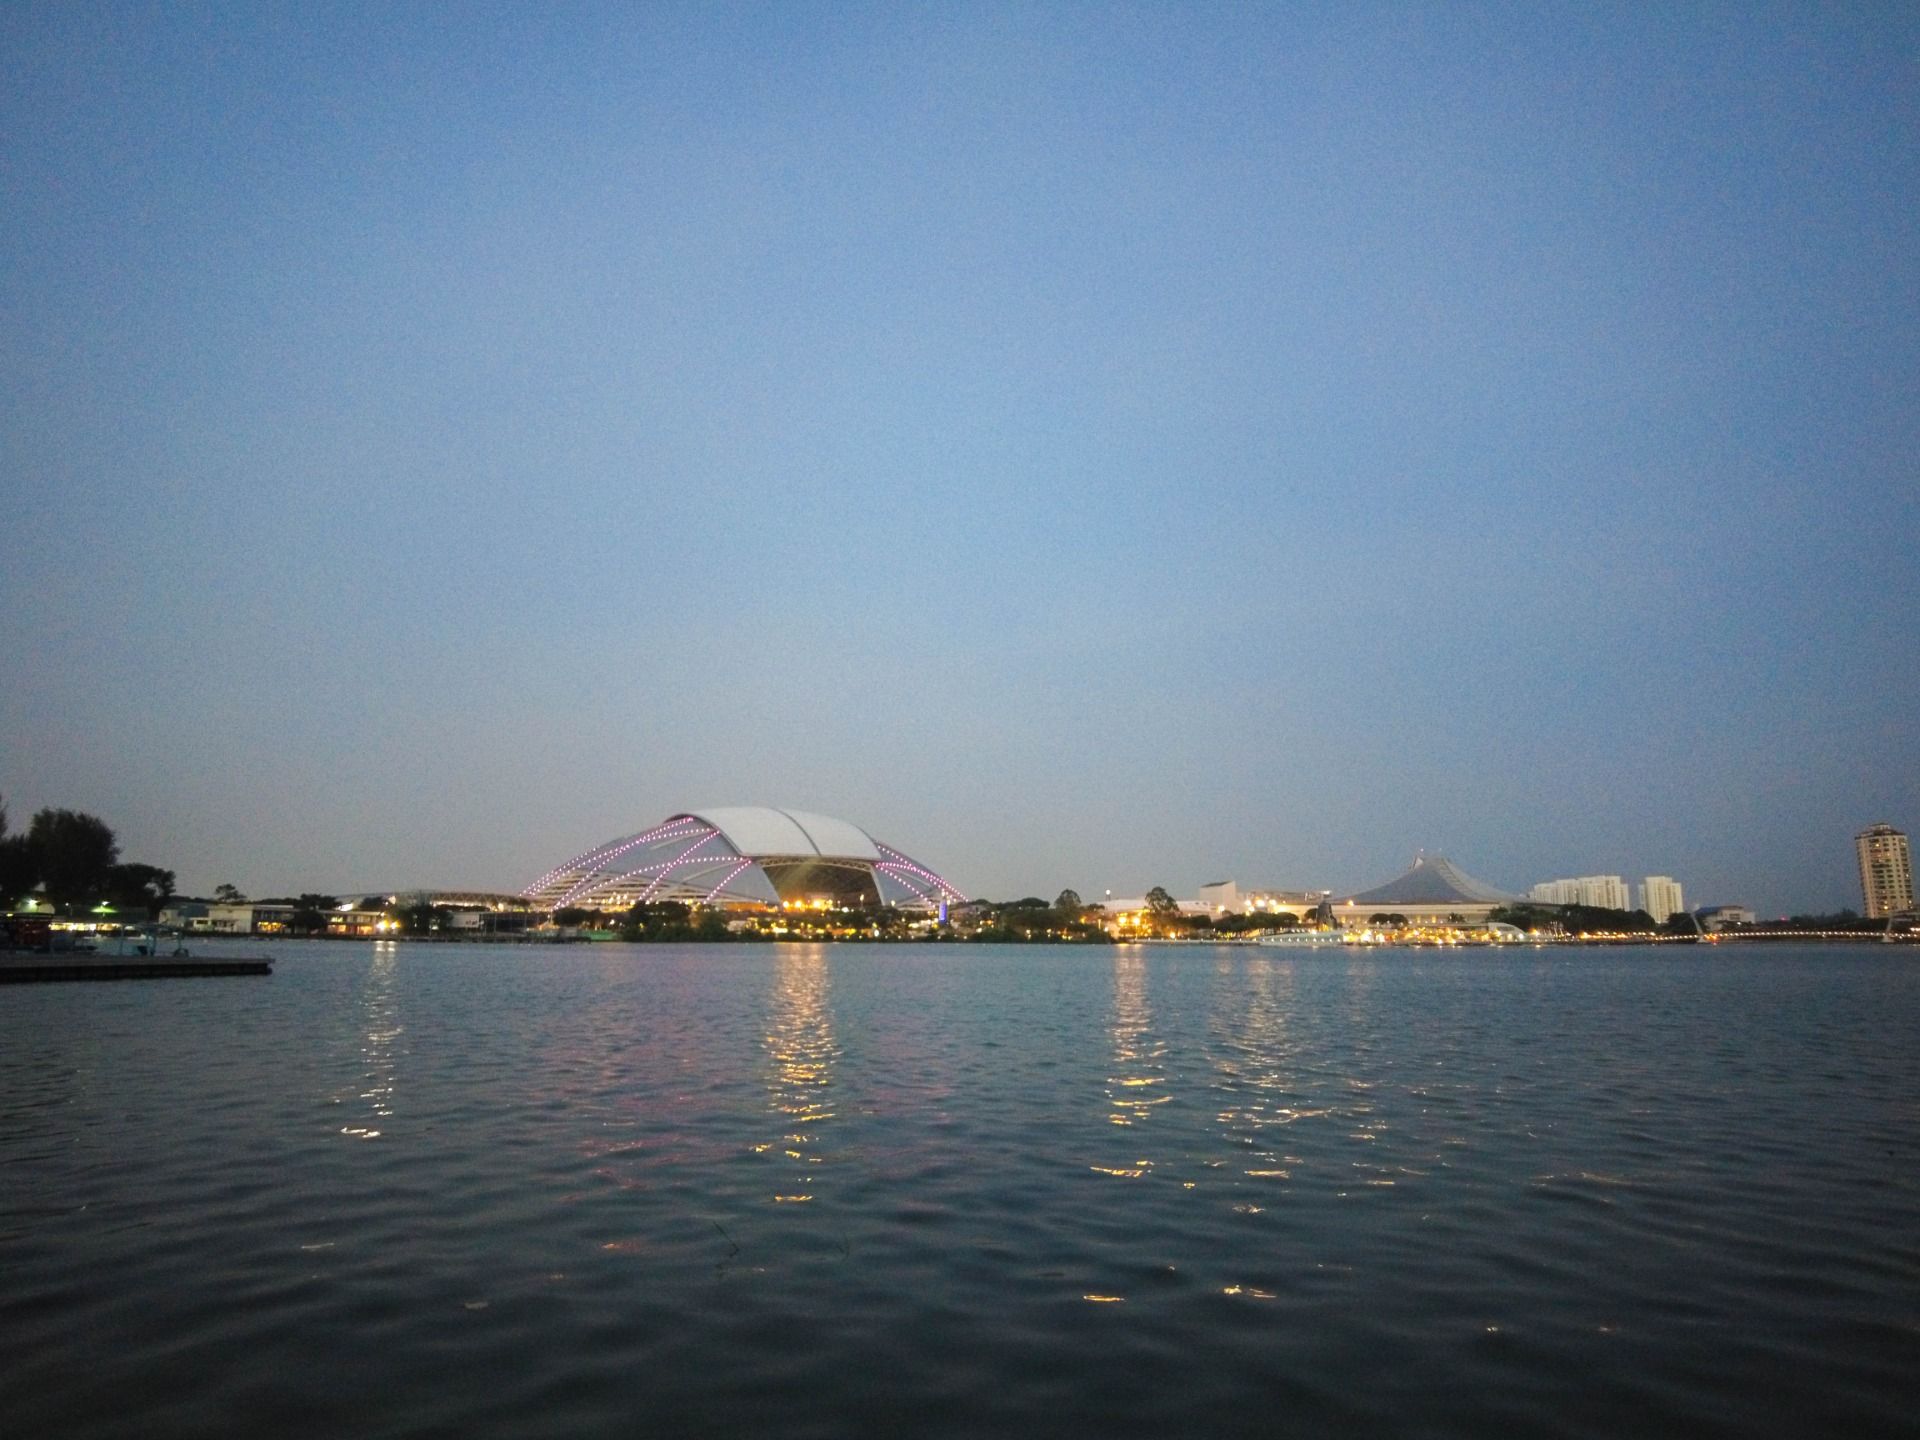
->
[523,806,961,912]
[687,807,882,862]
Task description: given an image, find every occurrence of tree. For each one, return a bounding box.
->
[290,894,337,934]
[396,901,451,936]
[213,883,247,905]
[0,834,37,905]
[1055,889,1083,915]
[621,899,696,941]
[27,809,119,903]
[104,863,175,917]
[1144,886,1179,916]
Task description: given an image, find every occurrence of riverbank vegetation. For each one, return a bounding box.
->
[0,797,176,918]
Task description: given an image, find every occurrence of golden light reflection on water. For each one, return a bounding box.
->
[762,946,839,1202]
[1208,954,1302,1179]
[1105,951,1169,1137]
[1208,954,1415,1206]
[340,943,402,1141]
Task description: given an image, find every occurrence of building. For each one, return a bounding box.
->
[1579,875,1630,910]
[159,902,295,934]
[1530,875,1631,911]
[1638,876,1685,924]
[330,892,537,934]
[1093,893,1214,933]
[1195,880,1321,917]
[1855,824,1914,919]
[524,807,964,913]
[1696,904,1755,932]
[1331,854,1519,927]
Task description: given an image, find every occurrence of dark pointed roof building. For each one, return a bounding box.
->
[1341,854,1519,907]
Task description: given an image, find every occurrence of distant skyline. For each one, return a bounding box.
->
[4,5,1916,914]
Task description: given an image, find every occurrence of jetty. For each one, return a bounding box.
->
[0,954,272,984]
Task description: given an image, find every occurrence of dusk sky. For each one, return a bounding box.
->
[4,4,1916,913]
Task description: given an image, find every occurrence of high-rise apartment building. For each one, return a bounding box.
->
[1856,824,1914,918]
[1638,876,1684,924]
[1528,875,1632,910]
[1577,875,1630,910]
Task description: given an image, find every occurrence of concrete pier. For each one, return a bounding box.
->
[0,956,272,983]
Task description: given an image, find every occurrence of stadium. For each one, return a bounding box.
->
[523,807,965,914]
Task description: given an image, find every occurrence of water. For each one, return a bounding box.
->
[2,942,1916,1438]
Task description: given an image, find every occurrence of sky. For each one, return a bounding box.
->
[3,2,1916,914]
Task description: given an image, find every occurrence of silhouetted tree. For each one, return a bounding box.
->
[104,863,175,917]
[396,901,451,935]
[1055,889,1083,915]
[0,801,37,905]
[27,809,119,903]
[288,895,337,934]
[1145,886,1179,916]
[621,900,696,940]
[213,883,246,904]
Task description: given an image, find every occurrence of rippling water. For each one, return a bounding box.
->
[2,942,1916,1438]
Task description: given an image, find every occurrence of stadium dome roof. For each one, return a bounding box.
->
[523,807,965,913]
[1342,854,1518,906]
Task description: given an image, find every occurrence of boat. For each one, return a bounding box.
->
[1254,929,1350,947]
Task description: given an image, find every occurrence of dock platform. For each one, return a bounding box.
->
[0,956,273,984]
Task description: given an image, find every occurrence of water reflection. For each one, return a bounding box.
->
[342,942,402,1140]
[760,946,839,1202]
[1105,951,1169,1130]
[1208,953,1307,1185]
[1087,951,1172,1186]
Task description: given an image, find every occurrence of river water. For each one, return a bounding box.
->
[2,941,1915,1438]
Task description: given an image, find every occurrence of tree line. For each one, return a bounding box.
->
[0,797,175,917]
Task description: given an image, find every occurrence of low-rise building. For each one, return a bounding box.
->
[1195,880,1320,918]
[1696,904,1755,932]
[160,902,295,934]
[1330,854,1519,928]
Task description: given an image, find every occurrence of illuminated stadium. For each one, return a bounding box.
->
[524,807,966,913]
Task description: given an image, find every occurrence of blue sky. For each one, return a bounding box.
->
[3,3,1916,912]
